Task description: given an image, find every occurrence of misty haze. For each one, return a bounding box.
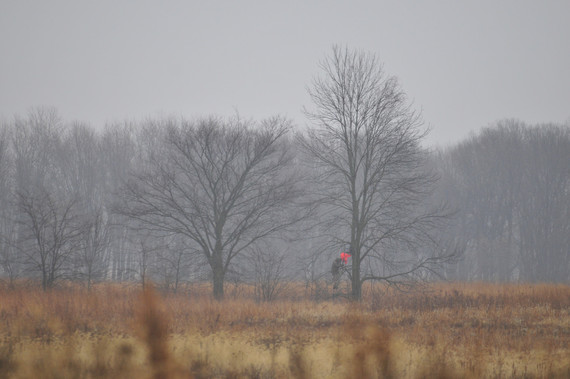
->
[0,2,569,378]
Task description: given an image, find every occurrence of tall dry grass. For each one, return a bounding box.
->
[0,281,569,378]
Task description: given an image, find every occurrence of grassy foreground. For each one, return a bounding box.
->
[0,282,569,378]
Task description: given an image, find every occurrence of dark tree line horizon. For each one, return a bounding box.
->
[435,120,570,282]
[1,49,569,299]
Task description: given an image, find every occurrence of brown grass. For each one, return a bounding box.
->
[0,281,569,378]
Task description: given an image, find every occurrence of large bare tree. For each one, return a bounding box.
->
[118,116,306,299]
[302,46,453,300]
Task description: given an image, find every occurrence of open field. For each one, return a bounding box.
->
[0,282,569,378]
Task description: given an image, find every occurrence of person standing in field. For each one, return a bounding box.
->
[331,251,351,289]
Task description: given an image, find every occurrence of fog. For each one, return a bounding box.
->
[1,105,568,297]
[1,1,569,147]
[1,3,569,296]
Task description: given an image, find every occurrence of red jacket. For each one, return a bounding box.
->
[340,252,351,264]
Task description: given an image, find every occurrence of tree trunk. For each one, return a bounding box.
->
[211,249,225,300]
[351,256,362,301]
[212,266,224,300]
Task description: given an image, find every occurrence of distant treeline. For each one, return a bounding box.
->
[0,109,568,293]
[434,119,570,282]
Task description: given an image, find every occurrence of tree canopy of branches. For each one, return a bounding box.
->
[117,116,306,299]
[16,190,82,290]
[301,46,453,300]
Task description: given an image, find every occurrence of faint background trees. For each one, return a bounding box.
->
[437,120,570,282]
[76,209,110,290]
[11,109,83,289]
[0,122,17,286]
[0,108,138,289]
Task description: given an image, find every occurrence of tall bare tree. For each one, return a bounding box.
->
[301,46,452,300]
[117,116,306,299]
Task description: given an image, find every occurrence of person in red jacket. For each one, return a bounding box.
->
[332,251,351,289]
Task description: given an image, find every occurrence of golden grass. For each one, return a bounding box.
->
[0,281,569,378]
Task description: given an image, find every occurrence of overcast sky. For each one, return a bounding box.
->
[1,1,569,147]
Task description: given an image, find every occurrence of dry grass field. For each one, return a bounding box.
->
[0,281,569,378]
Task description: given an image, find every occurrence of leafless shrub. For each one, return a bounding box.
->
[250,247,289,302]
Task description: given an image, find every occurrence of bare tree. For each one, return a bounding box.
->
[154,236,194,293]
[117,116,307,299]
[130,233,165,290]
[100,124,137,282]
[0,123,18,285]
[301,46,453,300]
[9,108,84,289]
[16,190,82,290]
[77,209,110,290]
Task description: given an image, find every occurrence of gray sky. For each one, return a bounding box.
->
[1,1,569,147]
